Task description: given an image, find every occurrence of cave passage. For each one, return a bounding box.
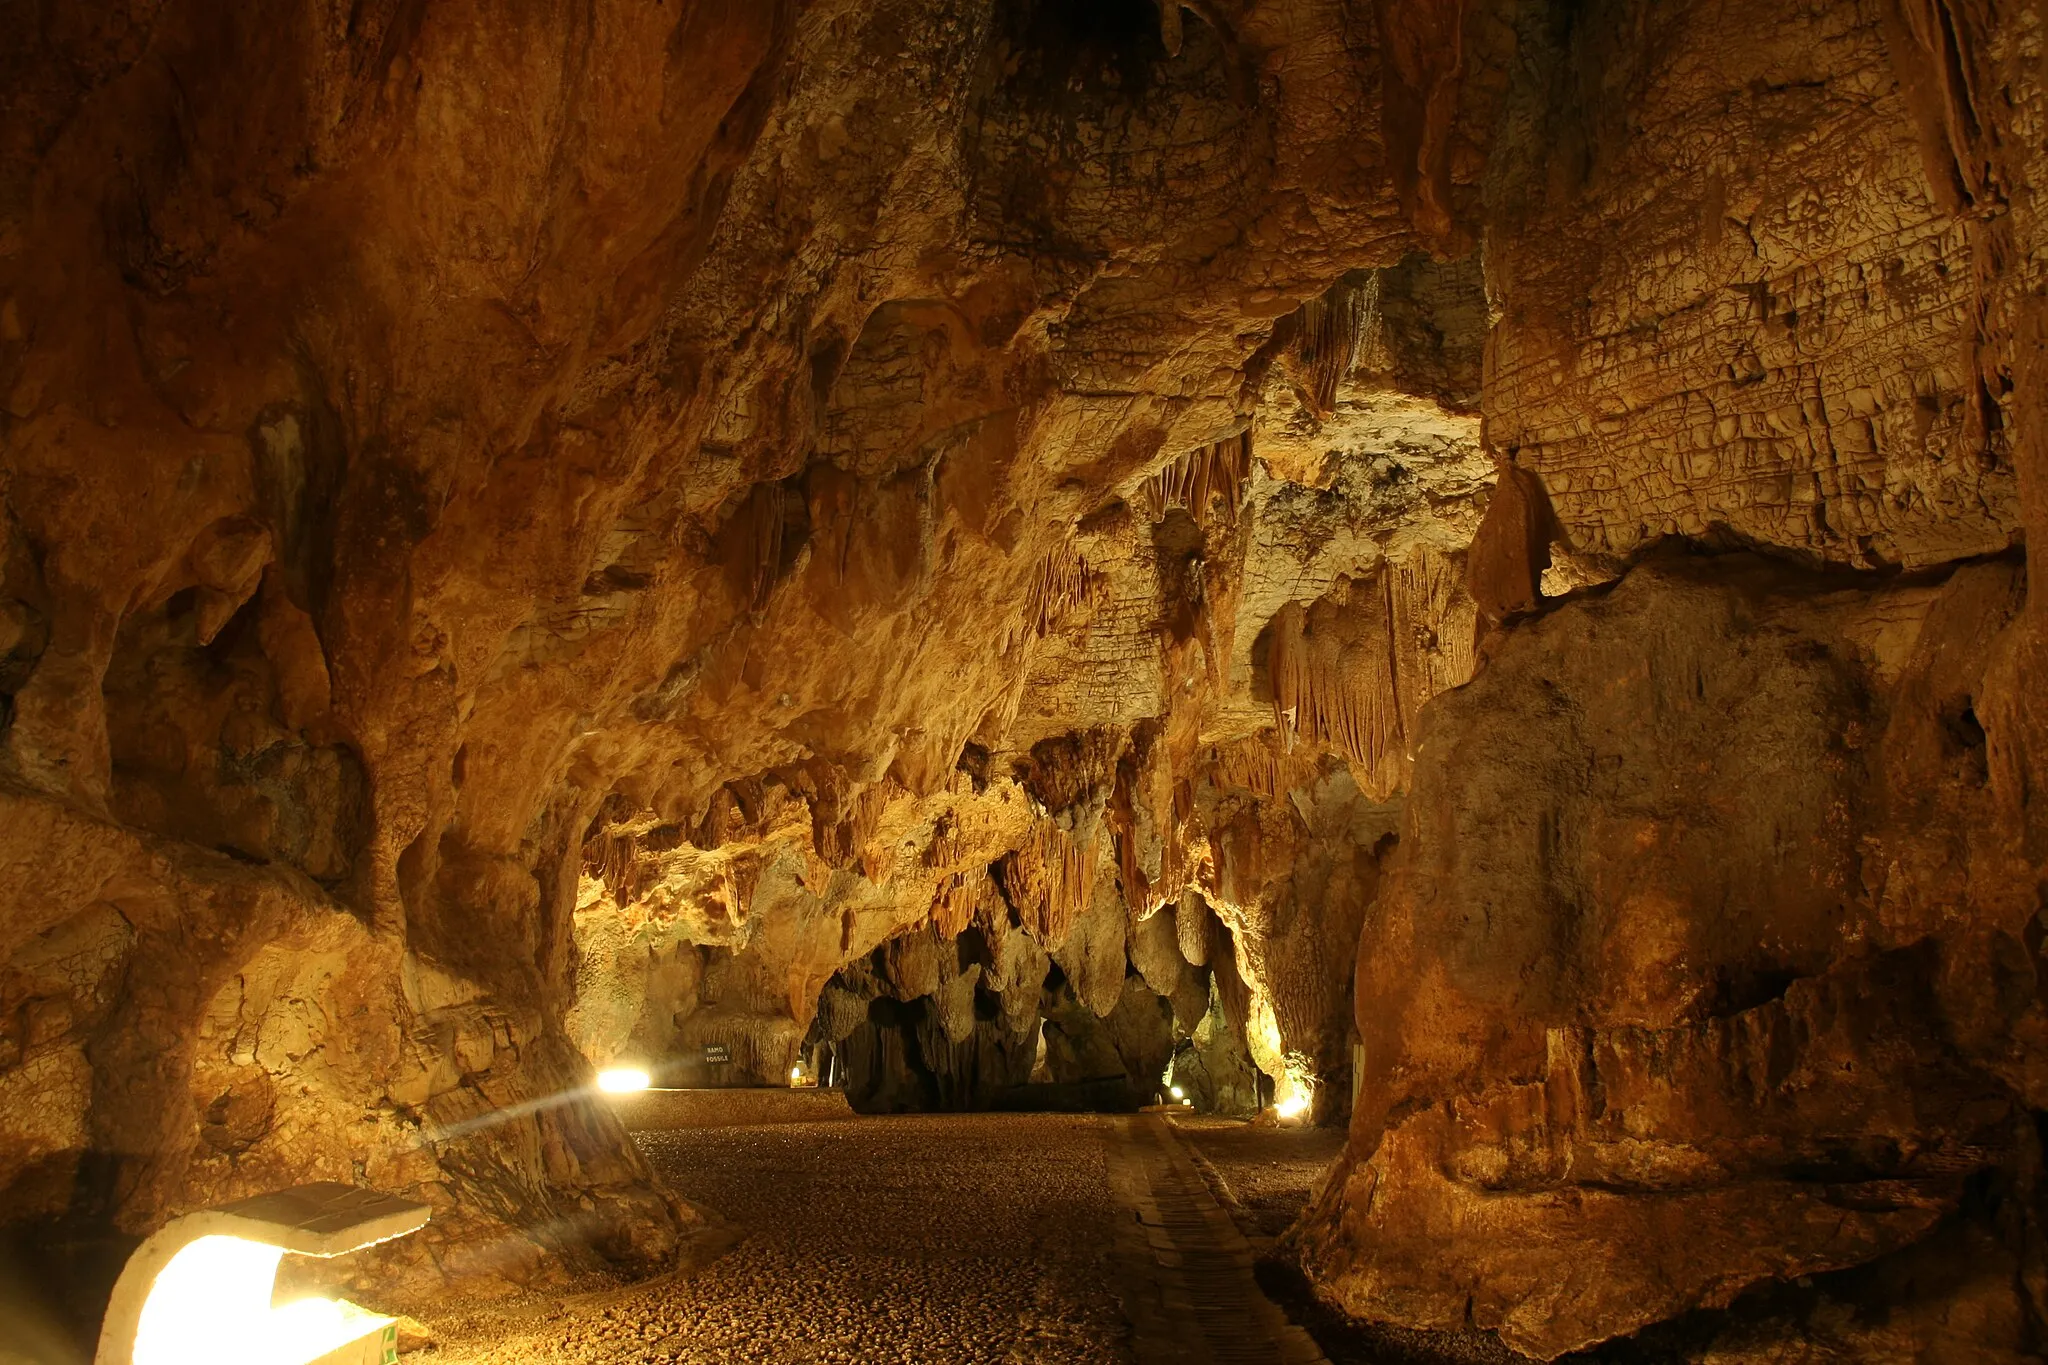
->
[6,0,2046,1361]
[422,1106,1339,1365]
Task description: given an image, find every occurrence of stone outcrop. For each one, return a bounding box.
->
[3,0,2046,1358]
[1293,552,2041,1358]
[1282,1,2048,1354]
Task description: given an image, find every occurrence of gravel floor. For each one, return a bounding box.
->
[1167,1119,1523,1365]
[1171,1118,1347,1240]
[427,1113,1133,1365]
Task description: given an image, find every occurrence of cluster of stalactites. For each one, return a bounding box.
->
[1001,820,1094,944]
[1265,552,1477,798]
[1141,431,1255,527]
[1019,539,1104,644]
[928,865,993,940]
[585,831,648,906]
[1205,733,1327,804]
[1267,587,1403,775]
[1283,273,1380,417]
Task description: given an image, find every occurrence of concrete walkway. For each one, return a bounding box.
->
[1104,1115,1330,1365]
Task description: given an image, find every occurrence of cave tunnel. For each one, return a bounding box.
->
[3,0,2046,1361]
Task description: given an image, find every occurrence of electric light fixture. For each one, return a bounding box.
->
[97,1183,430,1365]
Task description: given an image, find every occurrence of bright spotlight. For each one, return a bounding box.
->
[1275,1094,1310,1120]
[133,1235,281,1364]
[101,1183,429,1365]
[597,1067,651,1093]
[1169,1085,1185,1100]
[135,1241,400,1365]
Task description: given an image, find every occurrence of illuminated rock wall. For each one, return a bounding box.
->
[2,0,2045,1357]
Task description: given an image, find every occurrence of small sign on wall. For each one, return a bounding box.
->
[703,1044,731,1064]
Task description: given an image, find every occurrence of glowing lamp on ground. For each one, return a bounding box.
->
[1271,1057,1318,1123]
[597,1066,652,1093]
[96,1183,430,1365]
[1169,1085,1185,1101]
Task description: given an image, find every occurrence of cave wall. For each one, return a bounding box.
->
[1,0,2044,1356]
[1287,0,2048,1358]
[1295,553,2042,1358]
[0,0,1484,1318]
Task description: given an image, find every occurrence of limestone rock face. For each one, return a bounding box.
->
[1293,554,2038,1357]
[1486,0,2025,576]
[2,0,2046,1357]
[1283,0,2048,1355]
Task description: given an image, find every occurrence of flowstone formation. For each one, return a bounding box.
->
[2,0,2046,1361]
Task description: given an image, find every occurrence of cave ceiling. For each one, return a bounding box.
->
[3,0,2048,1357]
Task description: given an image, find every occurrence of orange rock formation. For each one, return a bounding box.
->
[2,0,2045,1358]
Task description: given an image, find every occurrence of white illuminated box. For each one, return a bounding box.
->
[302,1305,399,1365]
[96,1184,429,1365]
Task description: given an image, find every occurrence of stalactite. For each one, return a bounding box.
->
[714,854,760,932]
[753,484,788,611]
[1209,806,1267,912]
[1151,775,1201,910]
[929,868,982,939]
[1266,584,1402,776]
[1250,555,1481,799]
[1141,431,1254,526]
[1285,274,1380,416]
[1174,889,1214,969]
[804,768,901,879]
[922,811,964,871]
[1001,821,1093,944]
[581,830,646,906]
[1206,733,1324,801]
[809,782,852,867]
[1001,539,1104,659]
[697,781,762,848]
[716,480,792,615]
[854,781,896,883]
[974,875,1040,1002]
[1151,624,1212,915]
[1018,727,1125,816]
[1389,546,1479,737]
[1107,759,1149,910]
[1023,540,1102,640]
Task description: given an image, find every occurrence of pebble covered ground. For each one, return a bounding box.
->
[1169,1119,1522,1365]
[426,1113,1134,1365]
[1172,1118,1347,1240]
